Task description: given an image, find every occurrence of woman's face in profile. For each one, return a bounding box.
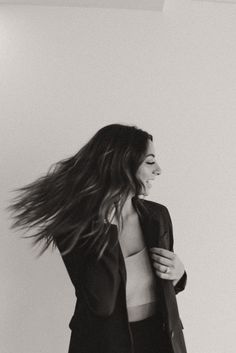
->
[136,140,161,196]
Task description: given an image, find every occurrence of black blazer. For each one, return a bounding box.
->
[58,197,187,353]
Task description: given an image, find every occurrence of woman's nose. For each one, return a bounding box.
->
[153,163,161,176]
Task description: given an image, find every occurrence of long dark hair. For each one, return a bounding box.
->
[7,124,153,259]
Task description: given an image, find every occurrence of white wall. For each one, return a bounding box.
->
[1,1,236,353]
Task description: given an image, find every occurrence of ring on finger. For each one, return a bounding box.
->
[165,267,170,274]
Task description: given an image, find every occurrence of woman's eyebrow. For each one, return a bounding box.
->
[146,153,155,158]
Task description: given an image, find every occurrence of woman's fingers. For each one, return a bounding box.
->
[150,253,172,267]
[150,247,175,260]
[152,262,170,273]
[152,261,173,279]
[149,248,173,277]
[150,247,185,282]
[154,270,173,280]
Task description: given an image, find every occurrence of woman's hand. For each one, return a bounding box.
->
[149,248,185,286]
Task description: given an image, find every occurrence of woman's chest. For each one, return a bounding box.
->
[118,214,146,258]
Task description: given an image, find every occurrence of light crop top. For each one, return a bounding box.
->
[124,246,159,322]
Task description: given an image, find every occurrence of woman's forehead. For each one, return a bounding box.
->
[146,140,155,156]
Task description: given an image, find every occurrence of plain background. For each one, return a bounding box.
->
[1,1,236,352]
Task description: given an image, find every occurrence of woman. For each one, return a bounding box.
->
[8,124,187,353]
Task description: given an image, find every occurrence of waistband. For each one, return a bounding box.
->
[129,311,164,328]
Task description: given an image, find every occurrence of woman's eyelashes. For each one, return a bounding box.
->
[146,161,155,165]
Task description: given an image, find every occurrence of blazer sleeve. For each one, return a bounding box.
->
[58,225,121,317]
[161,205,187,295]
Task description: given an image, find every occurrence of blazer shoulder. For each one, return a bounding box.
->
[141,199,170,218]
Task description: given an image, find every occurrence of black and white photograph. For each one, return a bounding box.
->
[1,1,235,353]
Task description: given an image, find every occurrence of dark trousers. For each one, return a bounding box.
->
[130,314,173,353]
[68,314,173,353]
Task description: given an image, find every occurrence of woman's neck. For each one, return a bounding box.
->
[121,195,136,220]
[109,194,136,225]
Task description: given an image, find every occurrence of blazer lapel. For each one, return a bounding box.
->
[131,197,187,353]
[132,196,161,249]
